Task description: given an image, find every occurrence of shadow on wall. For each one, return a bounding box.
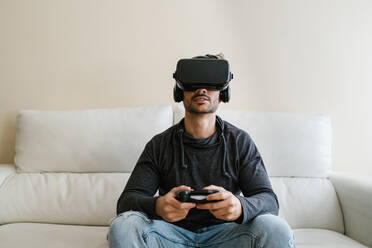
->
[0,112,17,163]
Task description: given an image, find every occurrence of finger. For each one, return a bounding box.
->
[202,185,226,192]
[168,196,196,209]
[206,191,231,201]
[196,200,228,210]
[180,202,196,209]
[178,202,196,210]
[169,185,192,196]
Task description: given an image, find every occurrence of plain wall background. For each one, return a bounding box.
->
[1,0,371,176]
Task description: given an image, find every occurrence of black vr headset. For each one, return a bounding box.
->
[172,55,233,102]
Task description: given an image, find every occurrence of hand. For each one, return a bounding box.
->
[196,185,242,221]
[155,185,196,223]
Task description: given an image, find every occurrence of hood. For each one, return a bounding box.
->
[176,115,230,179]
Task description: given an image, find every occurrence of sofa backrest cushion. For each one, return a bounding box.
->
[14,106,173,172]
[174,104,332,178]
[271,177,344,233]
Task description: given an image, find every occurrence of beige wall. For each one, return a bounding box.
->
[1,0,372,175]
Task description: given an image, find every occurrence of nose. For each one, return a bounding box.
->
[194,88,207,95]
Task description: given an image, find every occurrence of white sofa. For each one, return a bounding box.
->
[0,105,371,248]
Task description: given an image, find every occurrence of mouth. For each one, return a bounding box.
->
[193,96,210,103]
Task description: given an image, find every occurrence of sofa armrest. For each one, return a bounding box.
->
[0,164,16,188]
[330,172,372,247]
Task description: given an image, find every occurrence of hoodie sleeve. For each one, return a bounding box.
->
[234,133,279,224]
[116,140,161,219]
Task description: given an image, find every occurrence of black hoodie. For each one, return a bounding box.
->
[116,116,279,232]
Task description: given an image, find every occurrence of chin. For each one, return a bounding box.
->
[187,106,218,115]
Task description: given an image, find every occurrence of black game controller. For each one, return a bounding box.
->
[175,190,220,204]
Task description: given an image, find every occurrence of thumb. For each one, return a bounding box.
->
[170,185,192,196]
[203,185,225,192]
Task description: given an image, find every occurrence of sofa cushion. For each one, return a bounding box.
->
[0,172,344,232]
[0,223,109,248]
[174,104,332,178]
[15,106,173,172]
[271,177,344,233]
[293,228,368,248]
[0,164,15,187]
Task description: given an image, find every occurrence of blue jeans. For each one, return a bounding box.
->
[108,211,295,248]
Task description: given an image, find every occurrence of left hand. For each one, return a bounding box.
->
[196,185,242,221]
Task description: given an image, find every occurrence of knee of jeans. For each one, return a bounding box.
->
[251,214,294,245]
[109,211,151,238]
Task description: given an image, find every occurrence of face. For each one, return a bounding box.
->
[183,88,221,114]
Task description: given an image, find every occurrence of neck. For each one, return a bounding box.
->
[184,112,216,139]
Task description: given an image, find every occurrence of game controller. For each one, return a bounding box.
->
[175,190,220,204]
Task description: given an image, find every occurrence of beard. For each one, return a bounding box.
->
[184,96,220,114]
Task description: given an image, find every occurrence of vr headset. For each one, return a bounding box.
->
[173,56,233,102]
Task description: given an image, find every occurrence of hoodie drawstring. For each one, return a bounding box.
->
[178,129,187,169]
[220,133,231,179]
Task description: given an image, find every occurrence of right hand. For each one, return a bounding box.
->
[155,185,196,222]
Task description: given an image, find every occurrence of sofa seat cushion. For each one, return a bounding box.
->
[293,228,368,248]
[0,224,368,248]
[0,223,109,248]
[0,173,344,232]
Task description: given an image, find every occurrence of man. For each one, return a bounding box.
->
[108,54,295,247]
